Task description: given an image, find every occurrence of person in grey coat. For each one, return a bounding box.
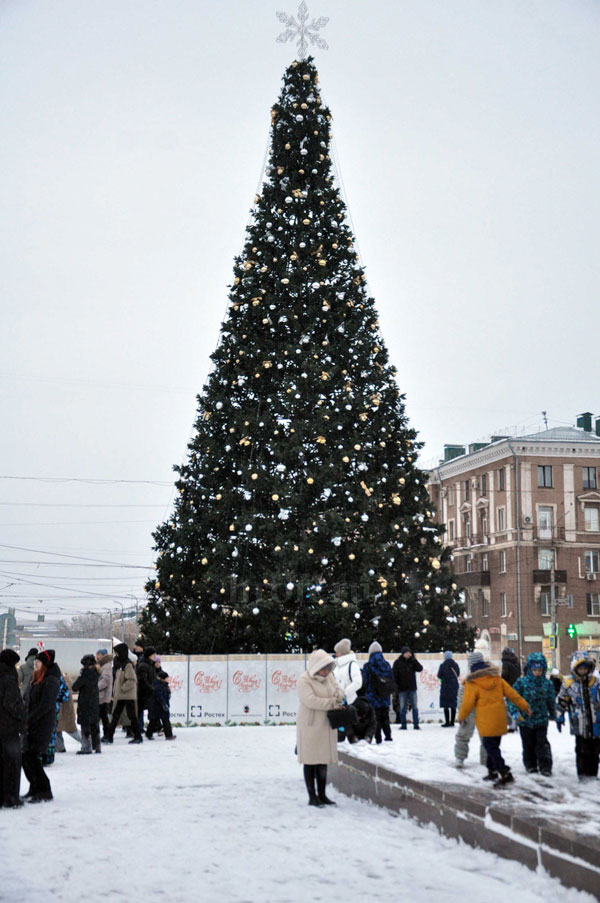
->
[454,651,487,769]
[18,648,38,697]
[96,649,113,740]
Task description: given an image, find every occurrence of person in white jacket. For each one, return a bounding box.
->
[333,638,363,704]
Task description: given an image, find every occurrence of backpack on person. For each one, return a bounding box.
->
[371,671,397,697]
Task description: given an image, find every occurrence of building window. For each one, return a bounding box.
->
[500,592,507,617]
[538,465,553,488]
[585,550,599,574]
[482,593,489,617]
[583,466,597,490]
[538,506,554,540]
[585,506,600,532]
[448,519,455,541]
[540,588,550,616]
[466,594,473,618]
[464,516,471,539]
[481,473,487,497]
[448,486,455,506]
[498,468,505,491]
[538,548,555,570]
[464,479,470,501]
[497,507,506,532]
[587,593,600,616]
[466,558,473,573]
[482,554,489,571]
[499,550,506,573]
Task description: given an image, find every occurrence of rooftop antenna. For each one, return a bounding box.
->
[542,410,548,430]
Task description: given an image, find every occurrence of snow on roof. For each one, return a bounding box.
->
[519,426,600,443]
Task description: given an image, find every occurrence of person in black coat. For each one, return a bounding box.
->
[146,660,176,741]
[22,649,60,803]
[135,644,156,734]
[392,646,423,729]
[437,651,460,727]
[0,649,27,808]
[501,648,521,686]
[73,655,101,755]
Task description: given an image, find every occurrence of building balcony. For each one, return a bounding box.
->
[454,533,490,549]
[533,569,567,584]
[455,571,491,587]
[532,527,566,542]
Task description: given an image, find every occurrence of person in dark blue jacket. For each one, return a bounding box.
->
[438,651,460,727]
[146,659,176,741]
[73,654,101,755]
[360,642,394,744]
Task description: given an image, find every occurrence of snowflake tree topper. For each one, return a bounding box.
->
[276,2,329,60]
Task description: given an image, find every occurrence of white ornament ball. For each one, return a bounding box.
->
[216,402,223,410]
[286,581,294,591]
[252,607,259,615]
[211,603,218,610]
[245,524,252,532]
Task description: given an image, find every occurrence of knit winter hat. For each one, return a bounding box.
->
[467,651,484,671]
[27,648,38,658]
[334,638,352,656]
[444,650,453,660]
[0,649,20,666]
[96,648,108,656]
[368,641,382,655]
[134,637,145,649]
[154,655,161,664]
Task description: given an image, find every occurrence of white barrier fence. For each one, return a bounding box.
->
[159,653,470,725]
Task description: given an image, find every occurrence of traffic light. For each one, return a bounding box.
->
[567,623,577,639]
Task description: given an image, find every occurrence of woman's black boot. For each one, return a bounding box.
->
[304,765,324,807]
[316,765,336,805]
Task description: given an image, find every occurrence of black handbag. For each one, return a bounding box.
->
[371,672,397,697]
[327,705,358,729]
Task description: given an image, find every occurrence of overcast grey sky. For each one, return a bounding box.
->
[1,0,599,622]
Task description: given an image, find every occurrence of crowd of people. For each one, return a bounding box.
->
[295,638,600,807]
[0,637,175,807]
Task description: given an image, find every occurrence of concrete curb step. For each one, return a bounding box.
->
[330,750,599,899]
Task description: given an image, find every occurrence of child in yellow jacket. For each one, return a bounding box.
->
[457,651,530,787]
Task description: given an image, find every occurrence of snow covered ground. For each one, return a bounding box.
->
[0,725,596,903]
[344,719,600,838]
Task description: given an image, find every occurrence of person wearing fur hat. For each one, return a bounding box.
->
[361,642,395,743]
[0,649,26,807]
[17,648,38,697]
[457,652,530,787]
[455,650,488,769]
[96,648,113,740]
[73,654,101,754]
[392,646,423,730]
[135,646,157,734]
[297,649,345,807]
[556,653,600,780]
[333,638,363,705]
[509,652,556,776]
[21,650,60,802]
[104,643,143,744]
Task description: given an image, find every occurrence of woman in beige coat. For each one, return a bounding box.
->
[55,673,82,752]
[297,649,344,807]
[104,643,143,744]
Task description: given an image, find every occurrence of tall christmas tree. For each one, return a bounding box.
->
[141,55,473,654]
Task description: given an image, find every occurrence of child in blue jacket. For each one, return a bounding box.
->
[509,651,555,776]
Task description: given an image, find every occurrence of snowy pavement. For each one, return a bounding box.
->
[0,726,596,903]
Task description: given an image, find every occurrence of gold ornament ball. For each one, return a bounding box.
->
[348,553,355,560]
[307,477,314,484]
[251,473,258,480]
[201,558,208,565]
[272,493,279,501]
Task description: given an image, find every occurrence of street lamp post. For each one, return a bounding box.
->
[549,505,573,671]
[112,601,125,642]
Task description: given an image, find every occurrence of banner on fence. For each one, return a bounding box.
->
[158,654,468,725]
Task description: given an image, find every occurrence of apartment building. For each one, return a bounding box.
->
[426,413,600,671]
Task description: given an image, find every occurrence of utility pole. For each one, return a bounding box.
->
[550,552,557,670]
